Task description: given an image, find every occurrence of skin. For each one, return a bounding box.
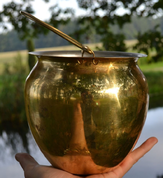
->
[15,137,158,178]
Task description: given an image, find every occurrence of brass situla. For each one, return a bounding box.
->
[24,51,148,175]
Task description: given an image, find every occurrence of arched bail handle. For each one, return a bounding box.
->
[20,11,94,56]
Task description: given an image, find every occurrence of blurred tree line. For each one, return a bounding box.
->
[0,53,30,153]
[0,0,163,70]
[0,16,162,53]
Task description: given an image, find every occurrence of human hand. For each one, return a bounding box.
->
[15,137,157,178]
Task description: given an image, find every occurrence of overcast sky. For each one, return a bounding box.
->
[0,0,128,21]
[0,0,87,32]
[0,0,84,20]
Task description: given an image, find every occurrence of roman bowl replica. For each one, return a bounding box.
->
[24,50,148,175]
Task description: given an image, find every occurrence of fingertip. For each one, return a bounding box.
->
[15,153,24,162]
[15,153,38,170]
[134,137,158,157]
[152,137,158,144]
[145,137,158,146]
[15,153,19,161]
[15,153,29,161]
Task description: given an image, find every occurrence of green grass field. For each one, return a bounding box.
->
[139,61,163,71]
[0,43,103,73]
[0,41,163,73]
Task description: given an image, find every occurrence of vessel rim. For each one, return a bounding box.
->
[29,50,147,59]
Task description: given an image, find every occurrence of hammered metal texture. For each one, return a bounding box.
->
[25,51,148,175]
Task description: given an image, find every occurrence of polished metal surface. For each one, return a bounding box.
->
[29,50,147,58]
[25,51,148,175]
[20,11,94,55]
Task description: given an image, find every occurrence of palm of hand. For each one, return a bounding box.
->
[24,165,119,178]
[15,137,157,178]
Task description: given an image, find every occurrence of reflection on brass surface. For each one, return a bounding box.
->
[25,51,148,175]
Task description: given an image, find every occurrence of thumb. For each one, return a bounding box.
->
[15,153,38,171]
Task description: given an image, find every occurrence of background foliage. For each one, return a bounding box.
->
[0,53,29,153]
[0,0,163,67]
[0,16,162,52]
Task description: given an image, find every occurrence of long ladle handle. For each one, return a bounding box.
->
[20,11,94,55]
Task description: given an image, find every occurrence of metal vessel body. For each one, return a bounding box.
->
[25,51,148,175]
